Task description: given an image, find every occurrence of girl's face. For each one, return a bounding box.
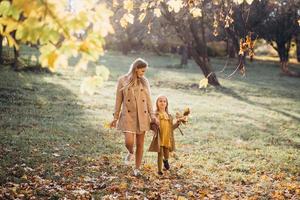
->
[135,67,146,78]
[157,96,168,111]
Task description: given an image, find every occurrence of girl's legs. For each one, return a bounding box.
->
[163,147,169,160]
[135,132,145,169]
[157,148,163,174]
[163,147,170,170]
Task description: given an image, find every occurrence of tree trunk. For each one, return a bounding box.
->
[11,31,19,70]
[189,46,220,86]
[296,35,300,62]
[227,38,236,58]
[180,45,188,66]
[152,47,163,56]
[120,40,130,55]
[276,40,300,77]
[277,41,290,73]
[160,2,220,85]
[12,46,19,70]
[0,35,3,64]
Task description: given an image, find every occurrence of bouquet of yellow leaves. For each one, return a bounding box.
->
[175,107,190,135]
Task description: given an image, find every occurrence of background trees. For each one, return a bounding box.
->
[0,0,299,86]
[257,0,300,76]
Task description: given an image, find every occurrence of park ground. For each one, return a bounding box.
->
[0,51,300,199]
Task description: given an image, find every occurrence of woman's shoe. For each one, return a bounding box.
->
[133,169,141,176]
[124,153,134,165]
[163,159,170,170]
[157,171,163,176]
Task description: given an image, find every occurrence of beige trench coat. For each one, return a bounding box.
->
[113,75,154,132]
[148,113,180,152]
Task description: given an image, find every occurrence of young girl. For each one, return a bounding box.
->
[149,95,187,175]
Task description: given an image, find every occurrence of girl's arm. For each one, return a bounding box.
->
[172,119,180,130]
[113,77,124,120]
[145,79,156,122]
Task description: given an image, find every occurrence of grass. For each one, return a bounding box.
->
[0,51,299,199]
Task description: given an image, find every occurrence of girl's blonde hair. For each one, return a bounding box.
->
[121,58,149,91]
[155,95,169,114]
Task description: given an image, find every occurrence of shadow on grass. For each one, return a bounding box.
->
[216,86,300,148]
[216,86,300,122]
[0,66,120,185]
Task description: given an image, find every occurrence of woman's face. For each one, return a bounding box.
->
[157,96,168,111]
[135,67,146,78]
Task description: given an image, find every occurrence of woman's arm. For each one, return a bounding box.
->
[113,77,124,120]
[144,78,156,121]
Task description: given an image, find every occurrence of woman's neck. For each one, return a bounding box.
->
[134,77,141,86]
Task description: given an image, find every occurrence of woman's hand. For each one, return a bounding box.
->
[110,119,118,128]
[151,117,159,125]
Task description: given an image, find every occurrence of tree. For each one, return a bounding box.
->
[258,0,300,76]
[214,0,269,75]
[114,0,222,86]
[115,0,279,86]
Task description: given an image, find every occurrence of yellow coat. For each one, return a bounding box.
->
[148,113,180,152]
[113,75,154,132]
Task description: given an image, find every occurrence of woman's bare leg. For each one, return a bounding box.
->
[135,132,145,169]
[124,132,134,154]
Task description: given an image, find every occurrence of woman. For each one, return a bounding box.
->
[110,58,156,176]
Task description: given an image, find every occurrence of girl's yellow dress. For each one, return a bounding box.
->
[158,112,172,149]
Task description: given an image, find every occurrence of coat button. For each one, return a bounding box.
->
[144,111,147,113]
[128,99,130,102]
[141,89,143,91]
[128,110,130,113]
[142,100,145,102]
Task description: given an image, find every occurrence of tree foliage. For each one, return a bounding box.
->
[0,0,114,74]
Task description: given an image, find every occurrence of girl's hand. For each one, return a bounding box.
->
[178,116,188,123]
[151,117,159,125]
[110,119,117,128]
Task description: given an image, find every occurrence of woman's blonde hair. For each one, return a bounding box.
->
[121,58,149,91]
[155,95,169,114]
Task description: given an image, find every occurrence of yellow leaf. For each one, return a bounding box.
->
[138,12,146,23]
[103,121,111,129]
[48,51,58,71]
[233,0,244,4]
[177,196,187,200]
[21,174,27,180]
[3,32,19,50]
[113,0,119,7]
[119,182,127,190]
[154,8,161,18]
[120,17,128,28]
[199,78,208,88]
[96,65,110,80]
[79,41,89,53]
[190,8,202,18]
[187,191,194,197]
[167,0,183,13]
[0,17,19,33]
[120,13,134,28]
[123,0,133,12]
[139,2,148,11]
[245,0,253,4]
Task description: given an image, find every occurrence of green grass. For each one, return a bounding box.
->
[0,51,299,199]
